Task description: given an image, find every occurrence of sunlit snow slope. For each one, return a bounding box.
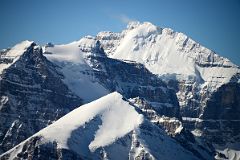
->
[98,21,239,89]
[44,37,109,103]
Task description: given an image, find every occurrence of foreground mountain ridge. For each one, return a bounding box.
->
[0,92,205,160]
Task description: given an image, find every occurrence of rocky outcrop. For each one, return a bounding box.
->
[202,83,240,120]
[0,136,83,160]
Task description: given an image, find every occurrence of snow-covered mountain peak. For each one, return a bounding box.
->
[0,40,34,74]
[37,92,143,151]
[3,40,34,55]
[79,35,96,46]
[0,22,239,159]
[97,21,239,89]
[126,21,159,31]
[162,27,175,36]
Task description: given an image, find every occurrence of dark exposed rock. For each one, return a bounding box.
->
[181,82,240,148]
[164,72,240,152]
[202,83,240,120]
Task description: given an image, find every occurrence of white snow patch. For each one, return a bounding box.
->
[216,148,240,160]
[0,96,8,110]
[175,124,183,134]
[0,40,33,74]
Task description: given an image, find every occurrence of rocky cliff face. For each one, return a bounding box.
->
[191,83,240,147]
[0,43,82,154]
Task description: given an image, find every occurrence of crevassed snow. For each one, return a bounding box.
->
[44,37,109,103]
[0,40,33,74]
[38,92,143,152]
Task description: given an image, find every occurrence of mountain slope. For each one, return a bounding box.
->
[0,92,203,160]
[44,37,110,103]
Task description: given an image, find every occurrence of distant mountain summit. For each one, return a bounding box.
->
[0,21,239,159]
[98,21,239,87]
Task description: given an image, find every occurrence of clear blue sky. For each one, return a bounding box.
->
[0,0,239,65]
